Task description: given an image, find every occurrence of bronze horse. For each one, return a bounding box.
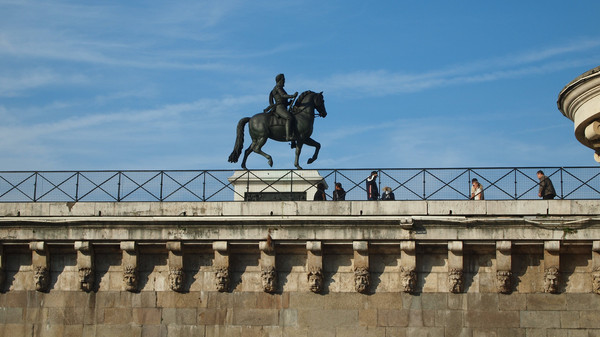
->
[228,90,327,170]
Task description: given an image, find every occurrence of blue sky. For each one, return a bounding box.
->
[1,0,600,171]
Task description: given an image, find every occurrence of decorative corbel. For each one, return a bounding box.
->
[306,241,323,293]
[353,241,370,294]
[543,241,560,294]
[120,241,138,292]
[30,241,50,292]
[166,241,185,292]
[213,241,230,292]
[259,240,277,293]
[448,241,463,293]
[496,241,512,294]
[592,241,600,295]
[0,244,5,291]
[400,241,417,293]
[74,241,94,292]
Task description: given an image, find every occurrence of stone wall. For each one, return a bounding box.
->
[0,200,600,336]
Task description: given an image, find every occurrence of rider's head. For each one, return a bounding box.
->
[276,73,285,85]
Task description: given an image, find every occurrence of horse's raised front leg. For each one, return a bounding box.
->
[253,137,273,167]
[294,142,304,170]
[303,138,321,164]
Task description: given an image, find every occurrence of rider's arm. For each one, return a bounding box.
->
[277,87,297,99]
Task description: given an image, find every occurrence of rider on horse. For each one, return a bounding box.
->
[264,74,298,141]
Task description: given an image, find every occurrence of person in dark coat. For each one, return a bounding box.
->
[366,171,379,200]
[313,182,326,201]
[333,182,346,201]
[537,170,556,199]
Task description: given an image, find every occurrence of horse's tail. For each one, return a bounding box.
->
[228,117,251,163]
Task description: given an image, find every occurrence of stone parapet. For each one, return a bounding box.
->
[0,200,599,335]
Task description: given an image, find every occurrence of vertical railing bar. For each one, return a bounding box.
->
[33,172,38,202]
[117,171,122,202]
[75,172,80,202]
[203,171,207,202]
[422,169,426,200]
[160,171,164,202]
[514,169,517,200]
[560,168,564,199]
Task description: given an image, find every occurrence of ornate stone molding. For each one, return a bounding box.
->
[167,241,185,292]
[353,241,370,294]
[30,241,49,292]
[213,241,230,292]
[120,241,138,292]
[75,241,94,292]
[260,239,277,293]
[544,266,560,294]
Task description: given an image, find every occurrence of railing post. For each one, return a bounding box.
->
[75,172,80,201]
[514,169,517,200]
[160,171,164,202]
[422,169,426,200]
[560,168,564,199]
[203,171,206,202]
[33,172,38,202]
[117,171,122,202]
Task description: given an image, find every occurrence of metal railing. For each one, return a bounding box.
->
[0,167,599,202]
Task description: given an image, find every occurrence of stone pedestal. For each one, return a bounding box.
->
[228,170,327,201]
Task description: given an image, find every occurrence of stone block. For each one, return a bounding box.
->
[359,309,377,327]
[297,309,357,328]
[473,329,500,337]
[205,325,242,337]
[559,311,580,329]
[435,310,463,328]
[366,292,401,309]
[167,325,206,337]
[141,325,166,337]
[519,311,561,328]
[421,293,448,310]
[443,327,472,337]
[526,294,566,311]
[176,308,198,325]
[566,293,600,311]
[63,325,84,337]
[405,327,445,337]
[102,307,133,324]
[279,308,298,327]
[197,308,229,325]
[0,307,23,324]
[448,293,467,310]
[3,291,27,307]
[465,311,520,328]
[497,328,525,337]
[132,307,161,325]
[498,294,526,311]
[231,308,279,326]
[289,292,326,309]
[336,326,386,337]
[579,310,600,328]
[95,324,142,337]
[467,294,499,311]
[377,309,409,327]
[132,291,157,308]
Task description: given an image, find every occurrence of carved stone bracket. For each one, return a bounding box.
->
[260,240,277,293]
[30,241,50,292]
[75,241,94,292]
[166,241,184,292]
[213,241,230,292]
[543,241,560,294]
[448,241,463,293]
[353,241,370,293]
[120,241,138,292]
[0,244,5,291]
[496,241,512,294]
[400,241,417,293]
[592,241,600,295]
[306,241,323,293]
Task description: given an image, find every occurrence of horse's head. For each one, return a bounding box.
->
[314,91,327,118]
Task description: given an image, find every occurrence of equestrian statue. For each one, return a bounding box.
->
[228,74,327,170]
